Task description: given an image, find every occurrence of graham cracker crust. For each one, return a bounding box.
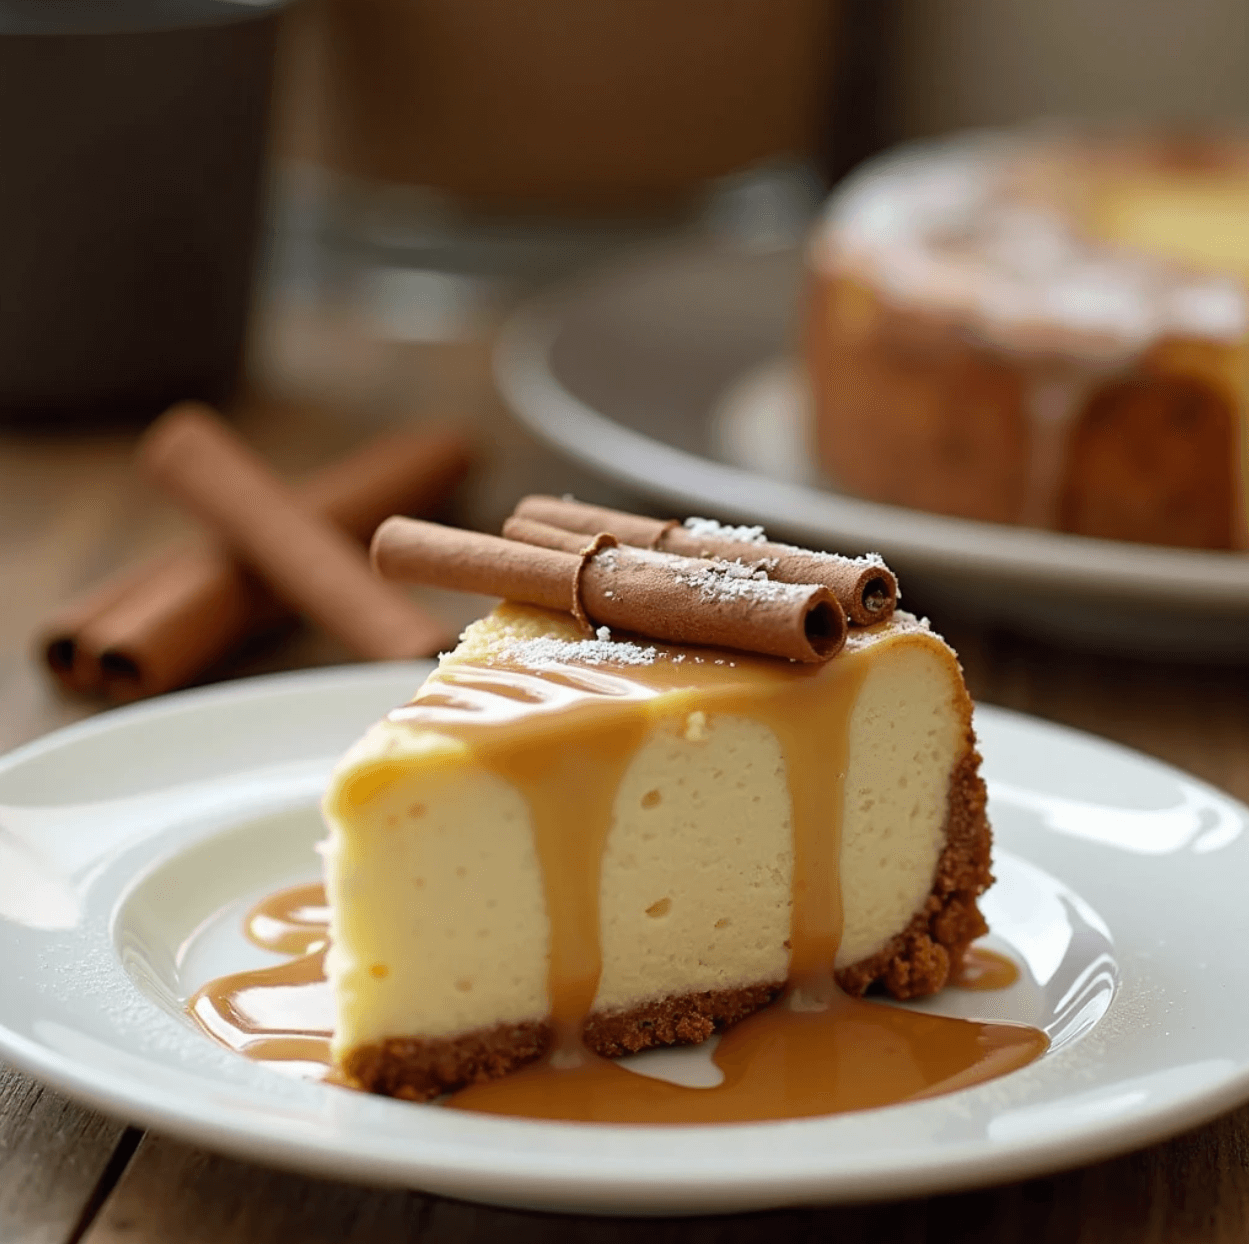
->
[343,738,993,1102]
[343,982,783,1102]
[835,742,991,999]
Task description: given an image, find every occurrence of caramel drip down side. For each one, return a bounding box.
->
[768,665,861,995]
[484,709,649,1060]
[190,629,1046,1120]
[447,647,866,1114]
[448,640,1046,1123]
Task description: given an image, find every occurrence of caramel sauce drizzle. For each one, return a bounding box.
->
[191,624,1047,1120]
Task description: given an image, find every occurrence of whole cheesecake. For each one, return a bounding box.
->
[322,599,991,1101]
[806,130,1249,549]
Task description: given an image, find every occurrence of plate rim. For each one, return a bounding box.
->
[2,664,1249,1213]
[492,240,1249,611]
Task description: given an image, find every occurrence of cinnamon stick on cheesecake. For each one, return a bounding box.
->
[372,516,845,663]
[511,495,897,625]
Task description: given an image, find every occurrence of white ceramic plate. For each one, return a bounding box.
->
[1,664,1248,1215]
[493,242,1249,656]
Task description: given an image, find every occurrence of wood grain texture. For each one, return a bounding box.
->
[76,1107,1249,1244]
[0,1064,133,1244]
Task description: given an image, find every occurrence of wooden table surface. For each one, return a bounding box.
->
[3,359,1249,1242]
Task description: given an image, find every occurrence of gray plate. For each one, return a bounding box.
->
[493,241,1249,657]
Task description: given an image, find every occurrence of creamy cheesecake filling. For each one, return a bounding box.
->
[323,606,965,1060]
[324,763,547,1045]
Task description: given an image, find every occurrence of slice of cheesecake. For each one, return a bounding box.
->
[321,602,991,1101]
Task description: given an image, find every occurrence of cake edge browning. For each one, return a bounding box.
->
[339,736,993,1103]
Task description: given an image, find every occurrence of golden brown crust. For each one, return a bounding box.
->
[341,728,993,1102]
[807,274,1031,528]
[807,268,1246,551]
[343,1021,549,1102]
[342,983,784,1102]
[582,982,781,1057]
[1057,372,1236,549]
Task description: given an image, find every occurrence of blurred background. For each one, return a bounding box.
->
[4,9,1249,1233]
[3,0,1249,768]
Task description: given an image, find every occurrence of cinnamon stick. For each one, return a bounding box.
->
[39,425,472,699]
[138,404,452,663]
[299,428,473,537]
[501,514,607,554]
[39,551,182,694]
[373,517,845,663]
[91,554,283,701]
[512,495,898,625]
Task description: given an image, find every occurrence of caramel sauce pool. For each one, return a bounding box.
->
[951,946,1021,992]
[191,627,1046,1120]
[189,885,336,1080]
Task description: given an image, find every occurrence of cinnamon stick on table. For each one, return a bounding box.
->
[38,425,472,699]
[372,516,845,663]
[40,551,182,694]
[138,404,453,663]
[511,495,897,626]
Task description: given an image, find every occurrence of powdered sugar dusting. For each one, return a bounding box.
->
[596,543,816,605]
[849,550,888,568]
[683,516,768,545]
[591,543,815,607]
[682,518,891,574]
[501,634,659,668]
[768,543,890,570]
[819,130,1249,353]
[673,556,815,606]
[843,608,936,653]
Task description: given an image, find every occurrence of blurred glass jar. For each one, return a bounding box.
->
[271,0,835,296]
[305,0,830,211]
[0,0,289,426]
